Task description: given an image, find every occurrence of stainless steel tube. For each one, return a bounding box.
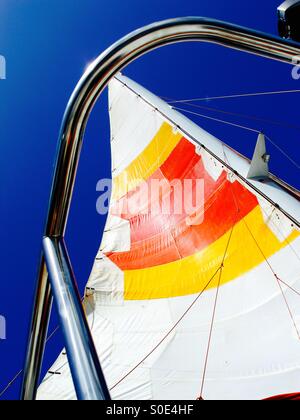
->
[21,17,300,400]
[21,258,52,401]
[43,237,111,400]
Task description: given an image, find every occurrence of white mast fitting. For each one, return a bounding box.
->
[247,133,270,180]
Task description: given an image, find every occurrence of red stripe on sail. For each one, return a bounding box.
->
[108,138,258,270]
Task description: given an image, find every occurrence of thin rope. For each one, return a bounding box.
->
[0,292,87,400]
[243,217,300,341]
[243,214,300,340]
[223,149,300,340]
[45,325,60,342]
[174,106,300,173]
[198,268,222,400]
[165,89,300,104]
[0,325,60,400]
[197,184,238,399]
[277,278,300,298]
[110,267,223,392]
[173,106,260,134]
[0,370,23,400]
[265,135,300,170]
[275,274,300,341]
[174,101,300,132]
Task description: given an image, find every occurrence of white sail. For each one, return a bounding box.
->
[37,75,300,401]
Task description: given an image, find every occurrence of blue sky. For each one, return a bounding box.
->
[0,0,299,400]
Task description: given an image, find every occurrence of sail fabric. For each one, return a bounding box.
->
[37,75,300,401]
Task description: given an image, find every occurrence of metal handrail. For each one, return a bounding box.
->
[21,17,300,401]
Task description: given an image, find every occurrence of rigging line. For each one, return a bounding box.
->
[0,370,23,400]
[45,325,60,343]
[109,266,223,393]
[198,216,237,400]
[243,217,300,341]
[0,291,87,399]
[165,89,300,104]
[244,208,300,299]
[173,101,300,132]
[223,148,300,301]
[0,326,61,400]
[173,106,261,134]
[275,275,300,342]
[198,162,239,400]
[198,268,223,400]
[174,107,300,172]
[265,135,300,171]
[230,164,300,339]
[277,278,300,299]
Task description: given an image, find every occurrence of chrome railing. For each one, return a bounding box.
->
[21,17,300,401]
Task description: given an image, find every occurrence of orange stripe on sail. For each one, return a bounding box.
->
[108,139,258,270]
[123,206,300,300]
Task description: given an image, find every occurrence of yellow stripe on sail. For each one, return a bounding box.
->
[112,123,182,201]
[124,206,300,300]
